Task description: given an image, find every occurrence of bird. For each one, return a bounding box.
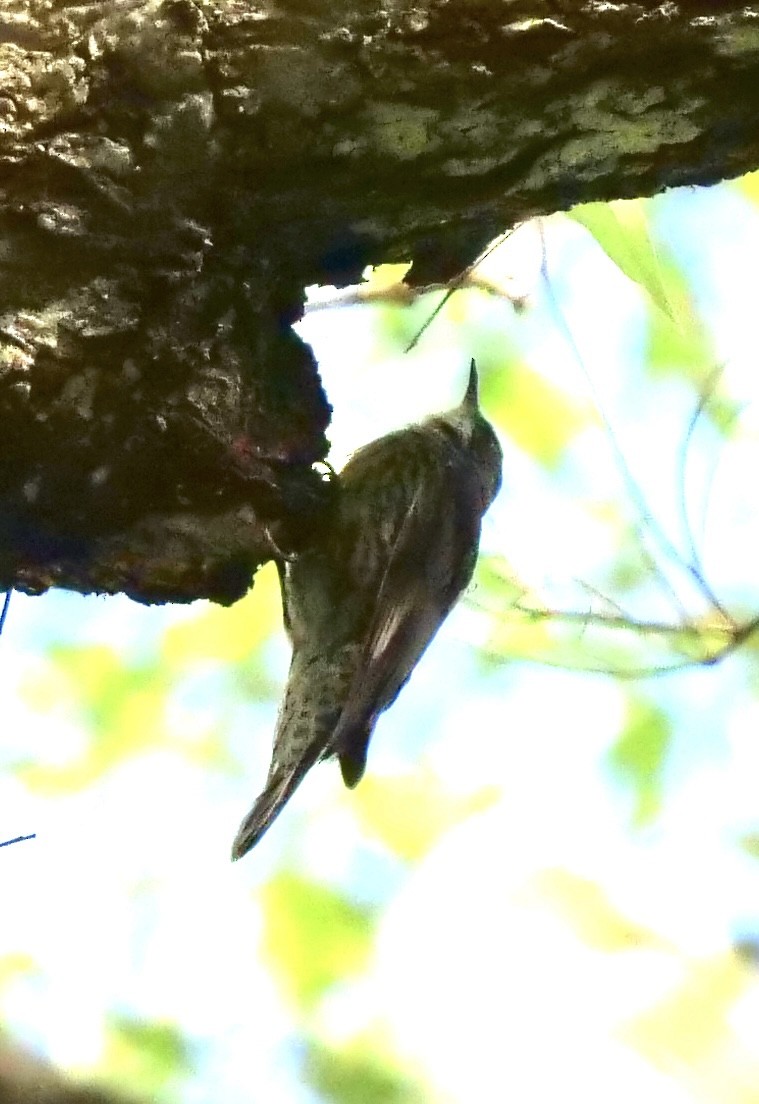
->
[231,359,502,859]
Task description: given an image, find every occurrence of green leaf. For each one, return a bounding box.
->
[489,359,590,468]
[0,952,38,991]
[103,1015,191,1097]
[569,199,684,326]
[261,873,374,1012]
[643,256,714,378]
[305,1042,430,1104]
[738,832,759,860]
[18,646,170,792]
[532,869,666,952]
[162,568,281,667]
[733,168,759,206]
[355,772,499,861]
[607,697,672,826]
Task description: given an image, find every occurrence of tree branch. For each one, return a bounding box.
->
[1,0,757,601]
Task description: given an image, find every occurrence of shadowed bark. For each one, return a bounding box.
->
[0,1035,143,1104]
[1,0,757,603]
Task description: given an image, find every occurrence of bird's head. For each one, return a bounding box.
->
[439,359,503,510]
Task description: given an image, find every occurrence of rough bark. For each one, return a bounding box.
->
[0,0,757,603]
[0,1035,142,1104]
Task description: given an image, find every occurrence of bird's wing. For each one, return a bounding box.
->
[334,476,479,785]
[276,559,293,641]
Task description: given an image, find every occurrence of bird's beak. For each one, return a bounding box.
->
[463,359,479,410]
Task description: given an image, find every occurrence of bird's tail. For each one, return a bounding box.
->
[231,749,320,861]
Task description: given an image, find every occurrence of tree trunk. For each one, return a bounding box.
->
[0,0,755,603]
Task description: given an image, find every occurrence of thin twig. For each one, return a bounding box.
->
[483,645,704,680]
[678,363,724,570]
[676,364,737,623]
[0,834,36,848]
[509,600,730,641]
[540,223,709,625]
[574,578,632,620]
[0,590,11,635]
[303,272,520,314]
[404,227,519,352]
[486,599,759,674]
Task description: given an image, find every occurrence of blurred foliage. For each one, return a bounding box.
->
[525,868,666,952]
[607,697,672,827]
[734,167,759,205]
[161,566,282,669]
[740,834,759,861]
[643,253,714,379]
[486,356,591,469]
[13,569,283,792]
[101,1017,190,1101]
[305,1041,429,1104]
[569,199,685,326]
[0,956,37,990]
[479,556,734,676]
[622,953,759,1094]
[261,873,376,1012]
[353,771,500,862]
[5,177,759,1104]
[18,646,173,792]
